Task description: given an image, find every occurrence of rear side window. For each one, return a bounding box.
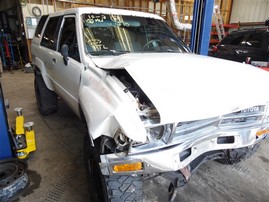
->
[35,15,48,38]
[220,34,244,46]
[243,34,263,48]
[229,35,244,45]
[41,16,62,50]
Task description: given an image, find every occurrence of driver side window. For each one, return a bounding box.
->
[59,17,80,62]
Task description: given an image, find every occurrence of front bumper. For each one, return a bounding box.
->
[100,124,269,175]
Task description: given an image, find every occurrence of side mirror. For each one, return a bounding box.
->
[60,44,69,65]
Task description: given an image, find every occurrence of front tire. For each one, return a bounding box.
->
[83,135,143,202]
[34,69,58,115]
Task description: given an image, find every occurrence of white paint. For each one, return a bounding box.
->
[96,52,269,123]
[32,6,269,144]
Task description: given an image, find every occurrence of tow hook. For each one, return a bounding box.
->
[167,166,191,202]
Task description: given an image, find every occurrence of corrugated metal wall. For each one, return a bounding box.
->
[230,0,269,23]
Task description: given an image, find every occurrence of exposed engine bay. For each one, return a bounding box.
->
[108,69,160,123]
[98,69,162,154]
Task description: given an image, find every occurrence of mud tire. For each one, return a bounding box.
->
[34,69,58,115]
[84,136,143,202]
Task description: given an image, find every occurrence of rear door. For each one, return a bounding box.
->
[39,16,62,86]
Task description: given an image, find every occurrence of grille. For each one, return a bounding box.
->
[220,105,265,128]
[171,105,267,141]
[175,118,220,136]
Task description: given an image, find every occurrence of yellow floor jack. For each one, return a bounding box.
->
[0,108,37,201]
[14,108,36,159]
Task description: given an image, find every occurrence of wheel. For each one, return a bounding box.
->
[0,159,28,202]
[34,69,58,115]
[142,39,163,51]
[83,135,143,202]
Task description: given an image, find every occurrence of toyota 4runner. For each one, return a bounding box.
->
[31,7,269,202]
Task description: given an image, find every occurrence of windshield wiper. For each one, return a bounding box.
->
[90,50,130,56]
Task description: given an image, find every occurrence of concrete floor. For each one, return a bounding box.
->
[1,70,269,202]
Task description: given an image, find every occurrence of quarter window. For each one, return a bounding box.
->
[35,15,48,38]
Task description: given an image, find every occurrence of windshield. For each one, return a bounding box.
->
[82,14,189,56]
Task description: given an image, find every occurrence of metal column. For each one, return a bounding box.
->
[0,82,13,159]
[190,0,214,55]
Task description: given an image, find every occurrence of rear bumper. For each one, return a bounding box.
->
[99,125,268,175]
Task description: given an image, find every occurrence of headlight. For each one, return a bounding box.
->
[148,125,164,140]
[147,124,173,142]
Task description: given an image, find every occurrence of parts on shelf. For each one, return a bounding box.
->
[0,33,15,71]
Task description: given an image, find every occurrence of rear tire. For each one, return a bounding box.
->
[34,69,58,115]
[83,135,143,202]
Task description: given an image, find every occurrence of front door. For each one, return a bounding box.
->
[51,16,83,115]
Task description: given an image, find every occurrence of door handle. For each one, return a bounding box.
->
[52,58,57,63]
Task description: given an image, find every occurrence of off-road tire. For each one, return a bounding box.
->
[84,135,143,202]
[34,69,58,115]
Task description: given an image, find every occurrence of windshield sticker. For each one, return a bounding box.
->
[85,15,106,24]
[86,39,108,50]
[110,14,130,27]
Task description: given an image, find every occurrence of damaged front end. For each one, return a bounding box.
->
[101,104,269,170]
[95,68,269,197]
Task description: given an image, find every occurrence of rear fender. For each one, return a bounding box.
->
[34,57,54,91]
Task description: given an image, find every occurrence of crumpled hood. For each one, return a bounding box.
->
[95,53,269,123]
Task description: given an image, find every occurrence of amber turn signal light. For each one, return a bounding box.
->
[113,162,143,172]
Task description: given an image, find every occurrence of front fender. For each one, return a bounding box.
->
[79,71,147,143]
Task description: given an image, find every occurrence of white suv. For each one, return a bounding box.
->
[31,7,269,202]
